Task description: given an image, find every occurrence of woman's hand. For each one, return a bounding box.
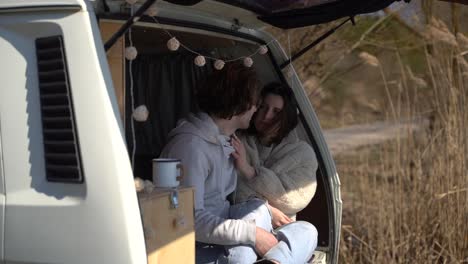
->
[268,204,292,228]
[231,134,255,179]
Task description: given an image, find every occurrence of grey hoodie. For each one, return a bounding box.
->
[160,112,256,246]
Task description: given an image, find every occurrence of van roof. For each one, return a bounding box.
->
[0,0,84,11]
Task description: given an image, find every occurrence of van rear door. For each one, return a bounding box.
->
[165,0,399,28]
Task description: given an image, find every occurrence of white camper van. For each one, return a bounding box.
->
[0,0,400,263]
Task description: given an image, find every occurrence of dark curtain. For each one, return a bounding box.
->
[125,52,213,180]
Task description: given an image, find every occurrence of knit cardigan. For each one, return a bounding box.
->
[234,131,318,219]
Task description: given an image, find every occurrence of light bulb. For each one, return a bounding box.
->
[214,60,225,70]
[167,37,180,51]
[194,55,206,67]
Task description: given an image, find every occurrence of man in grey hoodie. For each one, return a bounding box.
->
[160,62,317,264]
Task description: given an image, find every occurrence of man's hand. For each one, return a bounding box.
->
[269,205,293,228]
[255,227,278,256]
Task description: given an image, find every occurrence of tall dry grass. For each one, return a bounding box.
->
[338,19,468,263]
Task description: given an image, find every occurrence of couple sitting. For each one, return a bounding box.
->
[160,62,318,264]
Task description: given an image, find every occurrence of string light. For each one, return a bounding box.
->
[259,45,269,55]
[125,46,138,60]
[133,105,149,122]
[144,16,272,69]
[194,55,206,67]
[243,57,253,67]
[167,37,180,51]
[214,59,225,70]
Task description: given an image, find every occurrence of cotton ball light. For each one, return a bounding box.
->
[144,180,155,193]
[146,5,158,16]
[125,46,138,60]
[214,59,225,70]
[133,105,149,122]
[134,177,145,192]
[167,37,180,51]
[126,0,138,5]
[194,55,206,67]
[243,57,253,67]
[259,45,268,55]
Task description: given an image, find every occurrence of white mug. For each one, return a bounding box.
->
[152,158,184,188]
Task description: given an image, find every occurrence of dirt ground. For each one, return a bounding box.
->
[323,119,427,156]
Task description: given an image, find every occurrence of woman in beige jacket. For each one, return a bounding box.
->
[232,82,318,228]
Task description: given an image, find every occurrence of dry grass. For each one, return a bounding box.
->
[336,21,468,263]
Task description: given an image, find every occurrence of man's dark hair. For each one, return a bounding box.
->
[197,62,260,119]
[251,82,299,144]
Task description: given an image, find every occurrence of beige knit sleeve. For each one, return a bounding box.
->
[247,143,318,216]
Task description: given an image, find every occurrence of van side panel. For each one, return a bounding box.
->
[0,6,146,264]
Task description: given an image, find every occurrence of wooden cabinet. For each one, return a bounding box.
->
[138,187,195,264]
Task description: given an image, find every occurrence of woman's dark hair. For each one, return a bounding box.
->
[196,62,260,119]
[251,82,299,144]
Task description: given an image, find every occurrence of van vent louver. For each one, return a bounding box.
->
[35,36,84,183]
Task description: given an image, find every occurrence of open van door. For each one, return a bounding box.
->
[159,0,401,28]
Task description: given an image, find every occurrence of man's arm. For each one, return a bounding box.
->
[161,137,257,245]
[255,227,278,256]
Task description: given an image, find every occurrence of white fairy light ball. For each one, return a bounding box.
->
[126,0,138,5]
[146,5,158,16]
[125,46,138,60]
[134,177,145,192]
[167,37,180,51]
[243,57,254,67]
[214,59,225,70]
[259,45,269,55]
[133,105,149,122]
[194,55,206,67]
[144,180,154,193]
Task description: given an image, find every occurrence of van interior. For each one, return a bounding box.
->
[99,14,332,259]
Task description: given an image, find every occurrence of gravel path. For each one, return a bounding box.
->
[323,119,427,156]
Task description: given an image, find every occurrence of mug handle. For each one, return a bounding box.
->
[176,163,184,182]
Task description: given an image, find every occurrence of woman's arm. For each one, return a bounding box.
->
[268,203,293,228]
[252,161,317,215]
[234,139,318,216]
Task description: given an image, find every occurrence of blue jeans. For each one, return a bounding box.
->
[196,199,318,264]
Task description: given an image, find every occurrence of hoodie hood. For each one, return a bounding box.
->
[167,112,235,157]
